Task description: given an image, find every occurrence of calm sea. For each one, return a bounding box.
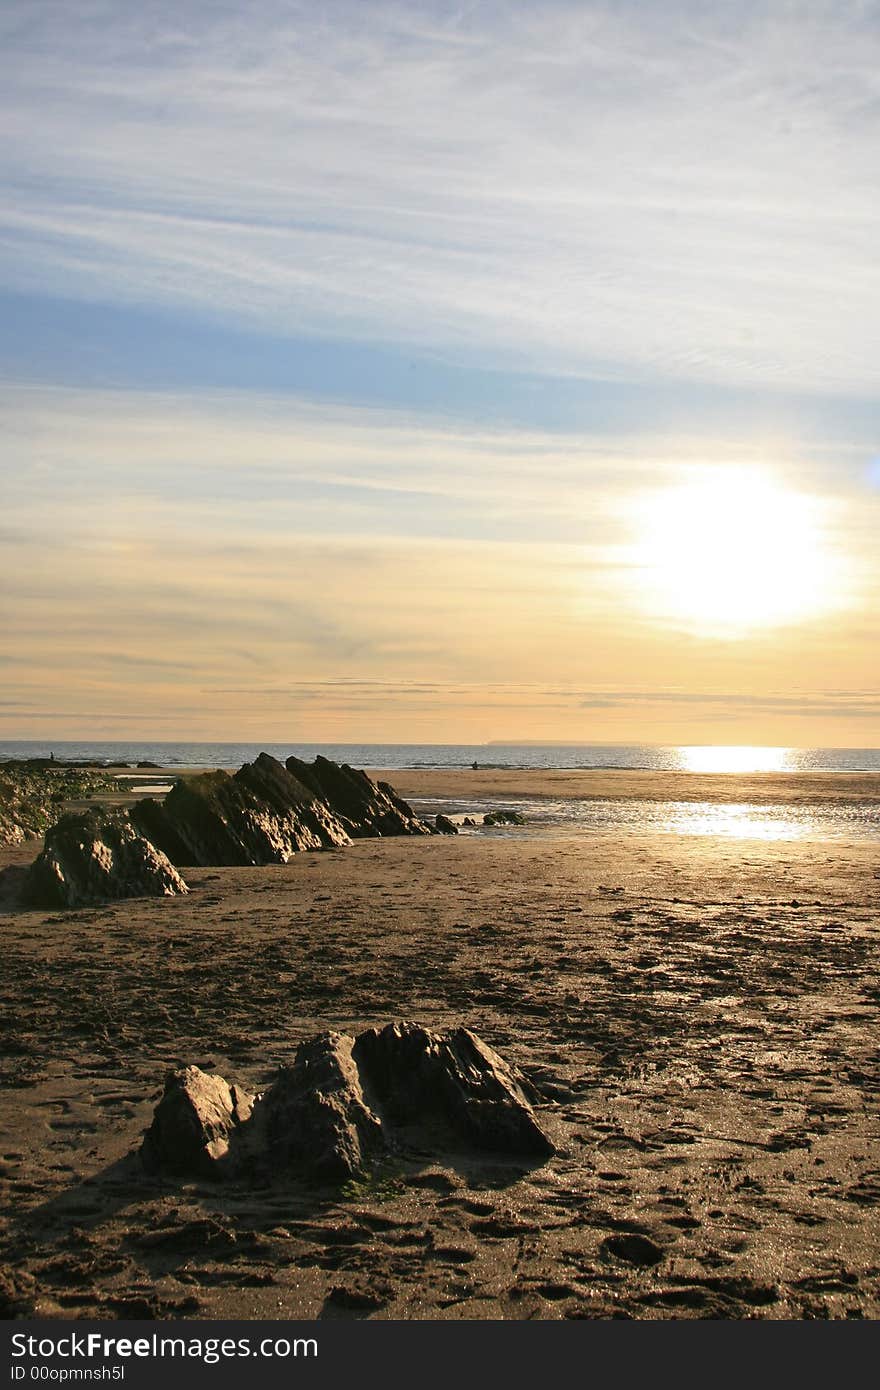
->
[3,741,879,842]
[2,739,880,773]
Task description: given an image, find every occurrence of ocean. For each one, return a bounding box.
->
[2,739,880,773]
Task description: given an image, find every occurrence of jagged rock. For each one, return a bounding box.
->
[128,753,428,868]
[462,816,477,827]
[483,809,526,826]
[141,1023,553,1184]
[435,814,458,835]
[286,755,431,838]
[22,810,189,909]
[352,1022,554,1157]
[131,754,350,867]
[141,1066,254,1177]
[235,753,350,849]
[256,1033,384,1182]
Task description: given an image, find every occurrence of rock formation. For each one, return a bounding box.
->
[140,1023,553,1183]
[0,763,109,846]
[258,1033,385,1183]
[352,1022,553,1157]
[130,753,430,868]
[22,810,189,909]
[131,754,351,867]
[19,753,434,907]
[434,814,458,835]
[483,809,526,826]
[286,755,431,839]
[141,1066,254,1178]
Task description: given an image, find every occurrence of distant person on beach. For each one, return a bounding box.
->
[472,760,478,769]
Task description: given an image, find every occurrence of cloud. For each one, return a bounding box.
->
[2,1,879,395]
[0,382,692,552]
[580,689,880,718]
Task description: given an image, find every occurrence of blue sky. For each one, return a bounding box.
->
[1,0,879,741]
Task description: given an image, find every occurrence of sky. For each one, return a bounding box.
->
[1,0,878,746]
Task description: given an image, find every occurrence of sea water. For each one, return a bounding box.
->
[2,739,880,773]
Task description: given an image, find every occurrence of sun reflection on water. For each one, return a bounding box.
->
[659,802,809,840]
[674,746,796,774]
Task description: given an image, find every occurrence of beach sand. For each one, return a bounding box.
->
[1,770,878,1320]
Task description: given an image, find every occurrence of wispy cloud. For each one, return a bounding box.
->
[580,689,880,718]
[2,1,879,395]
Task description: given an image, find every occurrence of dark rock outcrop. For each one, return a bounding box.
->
[131,754,350,867]
[141,1066,254,1178]
[130,753,430,867]
[141,1023,553,1184]
[435,814,458,835]
[22,810,189,909]
[257,1033,385,1183]
[483,809,526,826]
[352,1022,553,1157]
[286,755,431,839]
[236,752,350,848]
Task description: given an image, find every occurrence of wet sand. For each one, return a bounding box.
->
[1,770,879,1320]
[375,766,880,807]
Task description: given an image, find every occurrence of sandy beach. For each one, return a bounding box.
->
[1,769,878,1320]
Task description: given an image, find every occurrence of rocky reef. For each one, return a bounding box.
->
[131,752,430,869]
[131,753,352,867]
[141,1022,553,1184]
[285,755,431,839]
[18,753,433,907]
[0,763,111,846]
[22,809,189,909]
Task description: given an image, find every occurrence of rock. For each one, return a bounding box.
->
[435,814,458,835]
[235,752,350,849]
[136,760,161,769]
[128,753,429,868]
[131,754,350,867]
[352,1022,554,1157]
[141,1023,553,1183]
[462,816,476,827]
[141,1066,254,1177]
[483,809,526,826]
[256,1033,384,1183]
[22,810,189,909]
[286,755,431,838]
[0,765,110,846]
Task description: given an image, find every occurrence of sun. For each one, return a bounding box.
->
[630,468,841,636]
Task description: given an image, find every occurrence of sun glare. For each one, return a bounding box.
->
[631,469,841,636]
[676,745,794,774]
